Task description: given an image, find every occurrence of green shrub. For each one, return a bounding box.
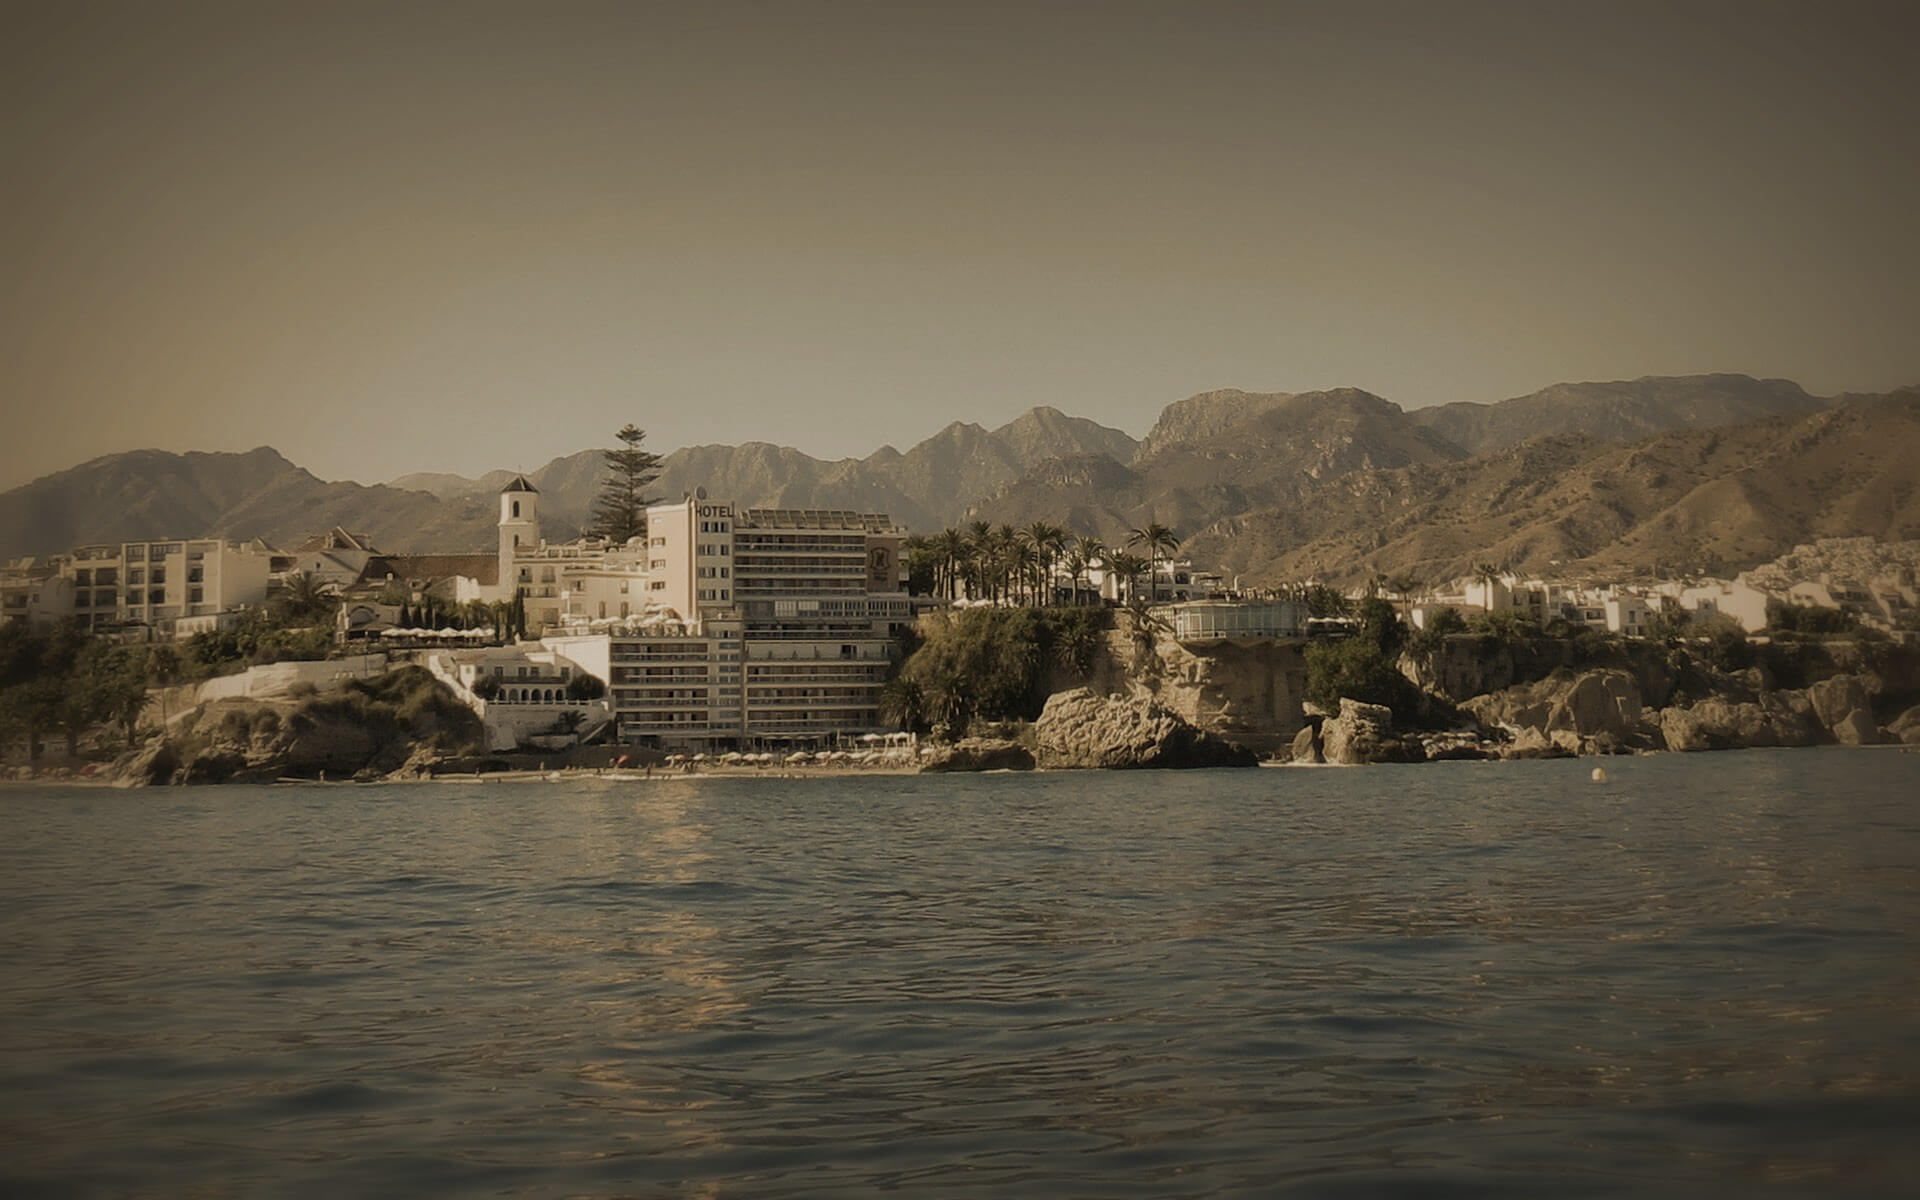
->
[893,607,1114,735]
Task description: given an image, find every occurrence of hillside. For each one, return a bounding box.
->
[0,447,490,559]
[6,375,1910,568]
[1180,390,1920,587]
[390,406,1141,536]
[1406,373,1827,456]
[968,388,1467,545]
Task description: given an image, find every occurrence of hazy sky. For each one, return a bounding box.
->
[4,0,1917,490]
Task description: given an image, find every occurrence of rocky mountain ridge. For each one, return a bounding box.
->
[5,375,1912,582]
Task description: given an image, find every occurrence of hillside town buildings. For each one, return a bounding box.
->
[1399,545,1917,637]
[8,457,1915,754]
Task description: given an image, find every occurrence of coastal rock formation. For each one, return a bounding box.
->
[1143,639,1308,755]
[1657,694,1823,753]
[1463,669,1648,742]
[112,738,181,787]
[1032,688,1257,769]
[1501,727,1575,759]
[1318,699,1421,765]
[918,738,1035,773]
[1806,674,1884,745]
[1888,705,1920,744]
[1289,723,1322,764]
[107,667,485,785]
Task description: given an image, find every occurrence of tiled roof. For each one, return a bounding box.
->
[362,554,499,588]
[500,475,539,494]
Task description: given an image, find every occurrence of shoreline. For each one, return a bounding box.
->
[4,741,1915,789]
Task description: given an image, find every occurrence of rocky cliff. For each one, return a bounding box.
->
[1076,616,1307,755]
[1031,689,1257,769]
[114,666,483,785]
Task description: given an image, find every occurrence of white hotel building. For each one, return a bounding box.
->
[542,492,914,751]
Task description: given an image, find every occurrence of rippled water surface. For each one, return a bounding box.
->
[5,749,1920,1197]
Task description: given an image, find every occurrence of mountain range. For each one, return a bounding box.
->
[4,373,1913,587]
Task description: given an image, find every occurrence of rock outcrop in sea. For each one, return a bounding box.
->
[918,738,1036,773]
[1031,688,1258,769]
[1317,699,1421,765]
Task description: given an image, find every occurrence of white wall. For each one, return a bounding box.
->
[197,653,389,701]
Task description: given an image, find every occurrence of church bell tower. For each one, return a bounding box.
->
[498,475,540,590]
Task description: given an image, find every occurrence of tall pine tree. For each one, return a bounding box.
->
[593,424,663,543]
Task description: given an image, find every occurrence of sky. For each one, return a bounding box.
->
[3,0,1917,490]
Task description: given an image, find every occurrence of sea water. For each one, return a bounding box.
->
[3,749,1918,1197]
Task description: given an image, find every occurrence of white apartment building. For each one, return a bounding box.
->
[0,558,74,629]
[12,538,277,635]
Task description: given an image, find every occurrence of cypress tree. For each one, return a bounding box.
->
[592,424,662,544]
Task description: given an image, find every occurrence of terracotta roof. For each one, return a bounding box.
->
[500,475,539,494]
[362,554,499,588]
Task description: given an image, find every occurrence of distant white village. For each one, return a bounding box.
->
[4,473,1916,754]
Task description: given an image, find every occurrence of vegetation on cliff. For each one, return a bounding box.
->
[0,620,159,756]
[157,666,485,783]
[885,607,1111,738]
[1303,597,1425,718]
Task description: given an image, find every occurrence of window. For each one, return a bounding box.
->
[151,568,165,585]
[129,568,145,585]
[126,591,141,607]
[189,587,203,603]
[512,501,520,518]
[150,589,165,605]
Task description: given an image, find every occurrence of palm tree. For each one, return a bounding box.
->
[1387,572,1424,622]
[965,521,994,600]
[934,527,968,599]
[1106,551,1148,605]
[879,677,926,733]
[1073,535,1105,605]
[1473,562,1504,611]
[274,571,339,624]
[1008,541,1039,606]
[1062,549,1088,607]
[1022,521,1067,604]
[1127,522,1180,603]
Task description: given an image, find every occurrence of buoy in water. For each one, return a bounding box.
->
[1591,766,1608,782]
